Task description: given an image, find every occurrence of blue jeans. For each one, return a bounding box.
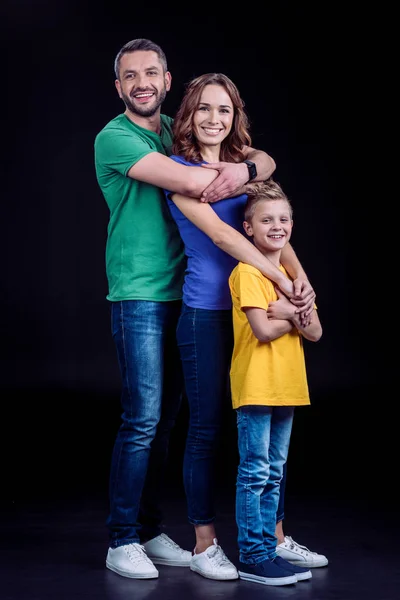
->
[276,462,287,523]
[236,406,294,564]
[177,304,234,525]
[107,300,183,548]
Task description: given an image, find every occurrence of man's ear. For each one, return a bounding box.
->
[165,71,172,91]
[115,79,122,99]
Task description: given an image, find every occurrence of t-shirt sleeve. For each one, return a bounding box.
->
[233,267,275,311]
[95,128,157,177]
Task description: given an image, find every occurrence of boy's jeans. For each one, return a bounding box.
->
[236,406,294,564]
[107,300,183,548]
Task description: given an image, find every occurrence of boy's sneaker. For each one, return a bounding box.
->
[238,558,297,586]
[106,543,159,579]
[273,555,312,580]
[190,538,239,580]
[143,533,192,566]
[276,536,328,568]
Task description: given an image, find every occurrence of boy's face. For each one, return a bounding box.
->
[243,199,293,253]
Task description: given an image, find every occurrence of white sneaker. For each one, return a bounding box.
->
[143,533,192,566]
[276,536,328,568]
[190,538,239,580]
[106,543,159,579]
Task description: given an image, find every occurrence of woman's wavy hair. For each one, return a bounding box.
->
[172,73,252,163]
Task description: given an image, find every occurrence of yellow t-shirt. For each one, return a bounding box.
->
[229,262,311,409]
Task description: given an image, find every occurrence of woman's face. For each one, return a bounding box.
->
[192,84,234,149]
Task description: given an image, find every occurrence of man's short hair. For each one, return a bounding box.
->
[114,38,168,79]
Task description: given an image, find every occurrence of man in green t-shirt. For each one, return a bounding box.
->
[94,38,278,580]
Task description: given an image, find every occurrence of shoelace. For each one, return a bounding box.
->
[286,536,316,556]
[207,545,231,567]
[125,543,153,565]
[158,533,187,554]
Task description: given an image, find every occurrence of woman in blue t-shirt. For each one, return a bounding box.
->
[163,73,327,580]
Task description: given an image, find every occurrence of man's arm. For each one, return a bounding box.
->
[199,146,276,203]
[127,153,219,198]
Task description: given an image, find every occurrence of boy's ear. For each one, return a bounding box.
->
[243,220,253,236]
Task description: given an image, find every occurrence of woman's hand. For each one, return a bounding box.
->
[289,278,316,326]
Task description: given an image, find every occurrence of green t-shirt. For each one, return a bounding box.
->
[94,113,185,302]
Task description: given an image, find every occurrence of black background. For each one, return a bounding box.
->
[1,3,391,512]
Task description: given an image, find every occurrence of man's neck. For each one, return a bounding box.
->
[124,109,162,134]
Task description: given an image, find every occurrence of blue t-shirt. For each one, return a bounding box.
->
[164,155,248,310]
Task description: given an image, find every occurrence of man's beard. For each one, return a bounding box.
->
[122,86,167,117]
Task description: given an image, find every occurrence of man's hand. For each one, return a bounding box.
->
[267,288,296,320]
[200,162,248,203]
[289,278,316,326]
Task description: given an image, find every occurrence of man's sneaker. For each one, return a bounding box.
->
[143,533,192,567]
[106,543,159,579]
[272,555,312,581]
[238,558,297,586]
[190,538,239,580]
[276,536,328,568]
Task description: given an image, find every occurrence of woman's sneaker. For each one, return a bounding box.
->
[276,536,328,568]
[190,538,239,580]
[238,558,297,586]
[143,533,192,566]
[106,543,159,578]
[272,555,312,580]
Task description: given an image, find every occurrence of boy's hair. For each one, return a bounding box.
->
[172,72,252,164]
[244,179,293,222]
[114,38,168,79]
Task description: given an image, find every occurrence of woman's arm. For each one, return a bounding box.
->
[170,193,294,297]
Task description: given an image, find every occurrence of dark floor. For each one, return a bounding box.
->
[2,385,398,599]
[2,489,399,600]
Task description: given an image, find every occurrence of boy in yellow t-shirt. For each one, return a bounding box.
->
[229,180,322,587]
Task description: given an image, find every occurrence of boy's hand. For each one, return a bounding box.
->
[200,162,248,203]
[267,288,296,320]
[289,278,316,326]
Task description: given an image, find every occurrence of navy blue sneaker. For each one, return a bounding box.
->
[273,555,312,581]
[238,558,297,586]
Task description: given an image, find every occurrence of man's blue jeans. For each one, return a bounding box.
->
[236,406,294,564]
[107,300,183,548]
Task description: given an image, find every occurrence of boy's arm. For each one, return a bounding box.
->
[267,288,323,342]
[244,307,293,343]
[291,307,323,342]
[199,146,276,203]
[170,193,294,297]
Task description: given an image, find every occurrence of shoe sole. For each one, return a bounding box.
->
[289,558,328,568]
[239,571,297,586]
[150,558,191,567]
[294,570,312,581]
[106,561,159,579]
[190,565,239,580]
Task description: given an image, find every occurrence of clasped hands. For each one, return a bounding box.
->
[269,279,316,327]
